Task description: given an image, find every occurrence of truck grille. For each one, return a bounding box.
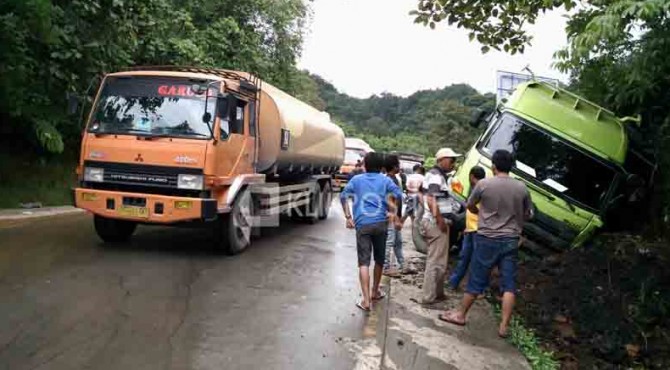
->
[83,161,205,197]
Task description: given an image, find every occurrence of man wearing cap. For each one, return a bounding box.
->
[419,148,462,304]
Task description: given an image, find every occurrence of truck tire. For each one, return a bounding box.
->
[318,182,332,220]
[294,184,319,224]
[215,188,253,255]
[94,215,137,243]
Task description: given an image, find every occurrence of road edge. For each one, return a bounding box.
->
[0,206,84,221]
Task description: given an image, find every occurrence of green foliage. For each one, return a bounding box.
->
[0,0,308,153]
[411,0,578,54]
[492,304,559,370]
[305,72,493,158]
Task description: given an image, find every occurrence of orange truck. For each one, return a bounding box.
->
[332,137,374,190]
[73,67,345,254]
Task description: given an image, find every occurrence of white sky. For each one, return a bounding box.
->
[298,0,569,98]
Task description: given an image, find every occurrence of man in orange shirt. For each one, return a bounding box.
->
[447,166,485,290]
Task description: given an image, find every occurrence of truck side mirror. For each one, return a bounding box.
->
[202,112,212,123]
[67,93,80,116]
[470,108,490,128]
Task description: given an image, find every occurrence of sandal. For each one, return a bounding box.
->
[356,301,371,312]
[372,291,386,301]
[437,311,466,326]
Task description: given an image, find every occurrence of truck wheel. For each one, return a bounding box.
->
[216,188,253,255]
[318,182,332,220]
[94,215,137,243]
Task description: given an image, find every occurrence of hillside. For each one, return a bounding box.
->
[294,72,496,158]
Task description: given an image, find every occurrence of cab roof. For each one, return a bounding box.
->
[505,81,628,165]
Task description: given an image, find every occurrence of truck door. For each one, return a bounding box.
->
[215,99,254,176]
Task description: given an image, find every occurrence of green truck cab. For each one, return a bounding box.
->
[451,81,642,249]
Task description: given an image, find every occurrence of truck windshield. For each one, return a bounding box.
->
[481,113,618,211]
[344,148,366,164]
[88,76,218,139]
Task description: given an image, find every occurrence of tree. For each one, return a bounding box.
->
[411,0,579,54]
[0,0,308,153]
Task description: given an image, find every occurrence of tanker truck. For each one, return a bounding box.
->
[72,66,345,254]
[332,137,374,190]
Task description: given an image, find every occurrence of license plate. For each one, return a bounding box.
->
[118,206,149,218]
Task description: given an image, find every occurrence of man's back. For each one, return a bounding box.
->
[341,173,402,228]
[471,176,530,238]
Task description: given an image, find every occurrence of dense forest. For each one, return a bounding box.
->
[295,72,495,157]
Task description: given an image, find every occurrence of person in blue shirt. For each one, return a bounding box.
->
[340,152,403,312]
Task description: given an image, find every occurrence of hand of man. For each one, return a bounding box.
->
[437,217,449,233]
[394,218,403,230]
[345,217,355,229]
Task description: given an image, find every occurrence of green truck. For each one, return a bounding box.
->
[451,81,651,250]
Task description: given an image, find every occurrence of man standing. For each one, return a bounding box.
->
[383,155,405,275]
[439,150,532,338]
[341,152,403,311]
[419,148,462,304]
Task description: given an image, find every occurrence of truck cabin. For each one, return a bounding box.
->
[457,81,642,249]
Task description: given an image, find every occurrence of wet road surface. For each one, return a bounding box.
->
[0,206,381,370]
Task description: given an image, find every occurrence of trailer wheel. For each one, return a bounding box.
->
[295,184,320,224]
[216,188,253,255]
[94,215,137,243]
[318,182,332,220]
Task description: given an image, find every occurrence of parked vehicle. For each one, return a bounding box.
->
[332,138,374,190]
[73,67,344,254]
[391,151,425,174]
[451,81,649,250]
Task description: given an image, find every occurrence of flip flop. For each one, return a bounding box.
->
[498,331,509,339]
[356,301,371,312]
[438,311,466,326]
[372,291,387,301]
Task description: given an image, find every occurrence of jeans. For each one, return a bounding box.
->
[466,234,519,295]
[384,224,404,270]
[448,232,475,289]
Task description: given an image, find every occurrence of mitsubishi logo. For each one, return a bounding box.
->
[134,153,144,162]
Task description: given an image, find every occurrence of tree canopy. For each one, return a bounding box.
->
[0,0,308,153]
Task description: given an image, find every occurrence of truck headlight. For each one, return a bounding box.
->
[84,167,104,182]
[177,174,204,190]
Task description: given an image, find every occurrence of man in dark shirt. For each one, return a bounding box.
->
[439,150,532,338]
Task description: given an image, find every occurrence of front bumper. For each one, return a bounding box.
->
[74,188,217,223]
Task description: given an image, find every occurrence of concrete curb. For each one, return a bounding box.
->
[0,206,84,221]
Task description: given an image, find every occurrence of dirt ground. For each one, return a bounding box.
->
[514,233,670,369]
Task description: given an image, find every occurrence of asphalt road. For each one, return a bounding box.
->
[0,205,381,370]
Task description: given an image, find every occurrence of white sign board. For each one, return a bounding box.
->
[496,71,559,103]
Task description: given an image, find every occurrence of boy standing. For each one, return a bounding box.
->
[383,155,405,275]
[448,166,486,290]
[340,152,403,311]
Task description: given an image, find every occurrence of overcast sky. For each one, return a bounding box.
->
[298,0,569,98]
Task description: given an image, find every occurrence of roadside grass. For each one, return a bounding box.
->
[0,150,77,209]
[491,302,559,370]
